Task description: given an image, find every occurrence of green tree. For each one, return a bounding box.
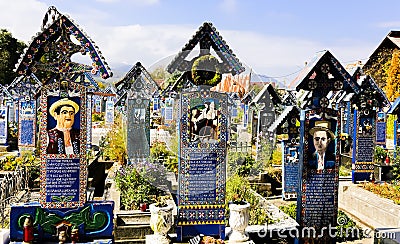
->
[364,47,394,90]
[102,113,127,164]
[387,114,395,140]
[162,71,182,90]
[385,50,400,101]
[0,29,27,85]
[150,66,167,80]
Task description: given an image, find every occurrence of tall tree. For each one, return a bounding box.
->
[0,29,27,85]
[364,47,394,89]
[385,50,400,102]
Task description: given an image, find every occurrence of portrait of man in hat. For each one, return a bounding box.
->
[47,97,80,154]
[308,120,336,170]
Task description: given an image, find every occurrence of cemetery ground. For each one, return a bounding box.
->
[1,7,400,243]
[1,124,399,244]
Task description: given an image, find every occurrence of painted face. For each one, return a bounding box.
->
[210,102,215,109]
[55,106,75,129]
[313,130,330,153]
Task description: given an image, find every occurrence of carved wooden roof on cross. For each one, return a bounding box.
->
[351,75,390,111]
[14,6,112,89]
[115,62,160,105]
[166,22,245,76]
[289,50,360,109]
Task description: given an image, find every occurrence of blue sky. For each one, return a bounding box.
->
[1,0,400,83]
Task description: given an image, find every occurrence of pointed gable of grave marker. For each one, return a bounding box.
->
[250,83,282,107]
[289,50,359,108]
[281,90,297,106]
[294,50,360,243]
[351,75,390,112]
[115,62,160,104]
[165,23,245,92]
[268,105,300,134]
[167,22,245,76]
[351,74,390,181]
[14,6,112,86]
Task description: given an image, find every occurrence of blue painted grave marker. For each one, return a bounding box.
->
[18,100,36,150]
[177,89,228,241]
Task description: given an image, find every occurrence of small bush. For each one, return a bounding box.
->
[114,163,166,210]
[226,174,273,225]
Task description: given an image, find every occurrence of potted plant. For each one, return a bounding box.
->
[148,196,174,243]
[228,193,250,242]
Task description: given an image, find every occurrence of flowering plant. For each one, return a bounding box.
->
[201,236,225,244]
[114,161,168,210]
[134,159,169,187]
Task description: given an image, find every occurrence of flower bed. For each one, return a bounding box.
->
[361,182,400,205]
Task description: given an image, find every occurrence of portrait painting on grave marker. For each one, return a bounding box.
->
[298,108,340,242]
[287,147,299,164]
[189,100,219,143]
[20,101,35,116]
[40,82,87,209]
[307,119,337,171]
[47,97,81,155]
[359,117,373,137]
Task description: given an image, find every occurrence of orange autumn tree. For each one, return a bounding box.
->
[385,49,400,102]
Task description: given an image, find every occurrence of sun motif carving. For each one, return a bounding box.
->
[321,63,330,73]
[319,97,329,108]
[308,80,317,90]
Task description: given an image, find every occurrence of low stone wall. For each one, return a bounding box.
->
[338,183,400,229]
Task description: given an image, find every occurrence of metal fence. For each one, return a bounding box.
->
[0,167,28,228]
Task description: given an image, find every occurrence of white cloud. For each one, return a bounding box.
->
[0,1,376,83]
[0,0,47,43]
[87,24,195,72]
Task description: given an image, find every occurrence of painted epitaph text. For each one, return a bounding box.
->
[354,113,375,181]
[18,100,36,148]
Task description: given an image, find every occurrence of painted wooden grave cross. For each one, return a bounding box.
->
[6,74,43,152]
[350,74,390,182]
[9,6,114,243]
[291,50,359,243]
[167,22,245,241]
[177,88,228,240]
[115,62,161,161]
[268,103,300,200]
